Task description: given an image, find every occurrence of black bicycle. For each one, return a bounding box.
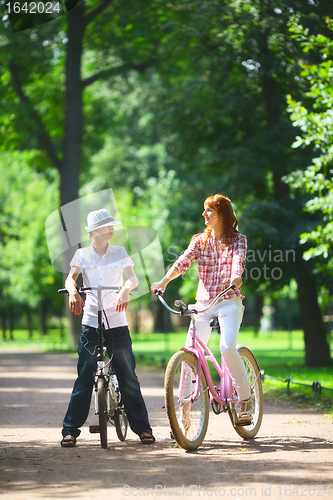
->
[59,285,128,449]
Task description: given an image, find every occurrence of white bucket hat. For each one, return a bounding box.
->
[85,208,121,232]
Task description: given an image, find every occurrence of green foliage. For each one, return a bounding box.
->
[1,326,331,411]
[0,0,332,362]
[0,16,66,160]
[0,151,61,311]
[285,18,333,275]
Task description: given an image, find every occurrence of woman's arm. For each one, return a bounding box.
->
[114,265,139,312]
[151,235,201,294]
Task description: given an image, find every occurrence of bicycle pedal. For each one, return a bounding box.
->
[89,425,100,433]
[235,420,252,427]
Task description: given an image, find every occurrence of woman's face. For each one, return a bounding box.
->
[202,205,222,227]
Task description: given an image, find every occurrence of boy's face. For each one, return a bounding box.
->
[91,225,115,242]
[202,205,221,227]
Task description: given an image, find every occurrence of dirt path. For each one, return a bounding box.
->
[0,350,332,500]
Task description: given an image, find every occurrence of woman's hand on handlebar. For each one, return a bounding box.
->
[231,277,243,288]
[69,290,84,315]
[113,287,130,313]
[151,267,180,295]
[150,279,168,295]
[65,270,84,315]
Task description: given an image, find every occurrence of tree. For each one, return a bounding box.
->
[0,151,61,336]
[132,0,333,365]
[286,18,333,274]
[0,0,168,344]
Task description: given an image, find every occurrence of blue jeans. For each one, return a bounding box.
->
[62,325,152,439]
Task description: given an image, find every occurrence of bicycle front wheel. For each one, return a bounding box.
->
[165,351,209,451]
[114,408,128,441]
[232,346,264,439]
[97,377,108,449]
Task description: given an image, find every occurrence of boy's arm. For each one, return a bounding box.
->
[150,236,200,294]
[150,265,180,294]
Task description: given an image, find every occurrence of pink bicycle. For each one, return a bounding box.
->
[155,285,263,450]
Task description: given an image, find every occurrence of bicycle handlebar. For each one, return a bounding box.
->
[58,285,139,294]
[154,284,236,316]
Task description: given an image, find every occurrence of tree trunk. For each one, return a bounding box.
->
[26,308,33,340]
[60,4,84,208]
[296,274,332,367]
[8,307,14,341]
[132,304,140,334]
[60,3,85,347]
[253,294,263,336]
[39,302,47,335]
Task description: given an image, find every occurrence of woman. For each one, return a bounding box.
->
[151,194,252,422]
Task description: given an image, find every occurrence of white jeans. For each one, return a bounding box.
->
[185,297,251,401]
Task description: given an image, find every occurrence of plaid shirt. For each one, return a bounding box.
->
[174,232,247,301]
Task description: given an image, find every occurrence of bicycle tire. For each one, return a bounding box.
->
[97,377,108,449]
[114,408,128,441]
[230,346,264,439]
[165,351,209,451]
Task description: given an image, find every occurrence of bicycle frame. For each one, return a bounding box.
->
[157,285,240,408]
[180,339,234,408]
[58,284,129,446]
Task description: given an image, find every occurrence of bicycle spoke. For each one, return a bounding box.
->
[231,347,263,439]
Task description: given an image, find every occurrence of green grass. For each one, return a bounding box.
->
[1,326,333,414]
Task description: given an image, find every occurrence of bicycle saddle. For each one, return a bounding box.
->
[209,316,219,329]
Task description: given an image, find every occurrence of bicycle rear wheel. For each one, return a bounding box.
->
[231,346,263,439]
[165,351,209,451]
[114,408,128,441]
[97,377,108,449]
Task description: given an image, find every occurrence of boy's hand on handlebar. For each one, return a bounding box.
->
[69,291,84,315]
[150,280,167,295]
[231,277,243,288]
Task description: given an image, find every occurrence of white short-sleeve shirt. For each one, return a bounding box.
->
[70,243,134,329]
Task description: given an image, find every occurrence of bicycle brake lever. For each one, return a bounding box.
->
[128,286,139,296]
[154,289,164,296]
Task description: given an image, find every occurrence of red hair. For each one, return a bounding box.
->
[194,194,239,247]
